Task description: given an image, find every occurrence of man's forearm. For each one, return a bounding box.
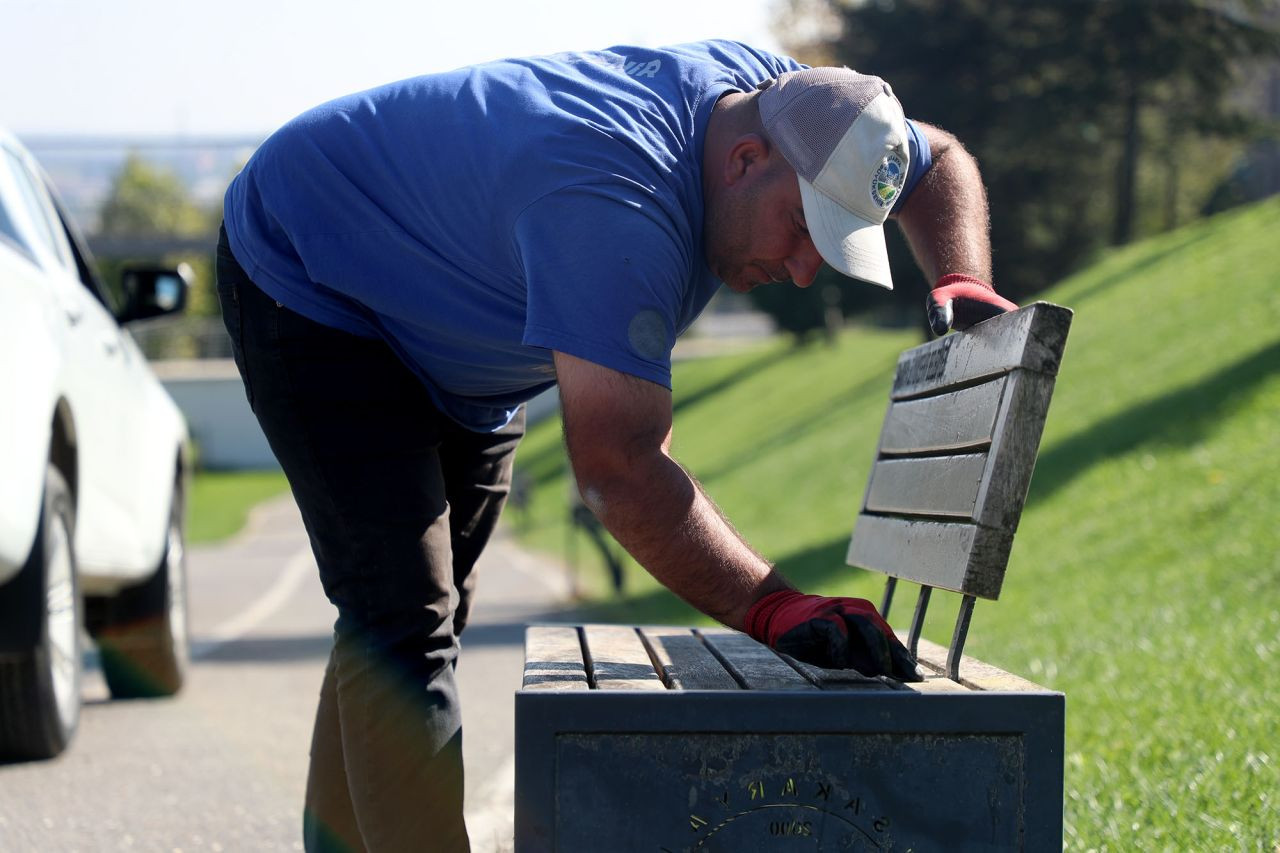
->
[575,449,791,629]
[895,122,992,284]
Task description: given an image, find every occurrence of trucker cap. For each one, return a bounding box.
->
[757,68,910,289]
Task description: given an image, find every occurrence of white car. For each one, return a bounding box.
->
[0,128,192,760]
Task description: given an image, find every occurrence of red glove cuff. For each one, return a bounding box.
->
[744,589,802,644]
[934,273,993,292]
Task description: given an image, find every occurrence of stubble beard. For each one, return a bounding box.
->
[704,181,762,294]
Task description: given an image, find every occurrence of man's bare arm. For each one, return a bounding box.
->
[553,350,791,629]
[892,122,993,284]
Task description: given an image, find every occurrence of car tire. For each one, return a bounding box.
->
[0,464,82,761]
[88,479,189,699]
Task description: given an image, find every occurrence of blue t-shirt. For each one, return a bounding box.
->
[224,40,929,431]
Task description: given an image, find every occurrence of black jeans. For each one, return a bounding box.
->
[215,228,523,852]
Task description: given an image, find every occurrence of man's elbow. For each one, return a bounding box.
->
[567,440,687,522]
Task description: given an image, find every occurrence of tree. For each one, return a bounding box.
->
[776,0,1279,309]
[96,154,219,319]
[98,154,210,238]
[1087,1,1279,244]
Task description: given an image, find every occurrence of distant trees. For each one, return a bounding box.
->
[96,154,220,320]
[98,154,211,239]
[763,0,1279,329]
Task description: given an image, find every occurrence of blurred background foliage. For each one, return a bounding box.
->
[95,154,221,320]
[758,0,1280,338]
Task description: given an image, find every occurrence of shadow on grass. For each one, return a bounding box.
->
[671,346,785,417]
[1066,228,1214,306]
[1032,337,1280,502]
[694,369,892,485]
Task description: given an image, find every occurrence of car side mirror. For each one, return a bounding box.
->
[117,263,192,324]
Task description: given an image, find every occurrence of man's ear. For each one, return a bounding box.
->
[723,133,770,187]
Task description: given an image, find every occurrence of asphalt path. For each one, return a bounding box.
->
[0,495,576,852]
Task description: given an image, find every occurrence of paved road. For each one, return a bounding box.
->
[0,495,575,852]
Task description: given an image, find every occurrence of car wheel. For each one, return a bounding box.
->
[0,465,82,761]
[89,480,189,699]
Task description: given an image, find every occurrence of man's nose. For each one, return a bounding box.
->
[786,242,823,288]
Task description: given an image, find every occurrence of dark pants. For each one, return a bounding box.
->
[215,228,523,852]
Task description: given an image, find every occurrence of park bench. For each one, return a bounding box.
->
[515,301,1073,852]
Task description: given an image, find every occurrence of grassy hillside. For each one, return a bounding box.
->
[510,197,1280,849]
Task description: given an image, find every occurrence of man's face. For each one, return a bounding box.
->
[703,159,825,294]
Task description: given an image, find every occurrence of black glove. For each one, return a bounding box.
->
[745,590,921,681]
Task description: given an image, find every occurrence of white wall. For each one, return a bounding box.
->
[153,360,277,470]
[154,360,562,470]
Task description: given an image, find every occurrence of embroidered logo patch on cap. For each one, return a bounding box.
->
[871,153,906,209]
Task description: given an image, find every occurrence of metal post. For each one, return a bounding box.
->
[880,577,898,621]
[908,586,931,658]
[946,595,977,682]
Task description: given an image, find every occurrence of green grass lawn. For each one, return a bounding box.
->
[186,469,290,544]
[511,197,1280,849]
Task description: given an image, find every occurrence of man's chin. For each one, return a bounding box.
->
[723,275,764,294]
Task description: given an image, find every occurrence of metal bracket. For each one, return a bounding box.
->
[880,576,898,621]
[945,595,977,681]
[907,586,932,658]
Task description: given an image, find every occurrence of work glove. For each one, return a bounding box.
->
[745,590,922,681]
[926,273,1019,337]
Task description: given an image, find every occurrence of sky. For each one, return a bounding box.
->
[2,0,785,137]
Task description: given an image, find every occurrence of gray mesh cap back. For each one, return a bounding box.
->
[756,67,910,289]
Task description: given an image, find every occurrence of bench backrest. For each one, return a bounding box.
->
[846,302,1072,675]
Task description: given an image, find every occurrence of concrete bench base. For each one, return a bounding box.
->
[514,624,1063,852]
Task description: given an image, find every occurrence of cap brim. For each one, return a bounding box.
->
[799,178,893,290]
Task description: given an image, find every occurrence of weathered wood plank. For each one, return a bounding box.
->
[907,676,972,693]
[971,369,1059,532]
[522,625,589,692]
[913,636,1049,693]
[865,453,988,519]
[697,628,816,691]
[846,515,1012,599]
[879,378,1006,455]
[639,627,741,690]
[891,302,1073,400]
[581,625,665,691]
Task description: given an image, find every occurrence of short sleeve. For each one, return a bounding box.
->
[514,186,692,388]
[892,119,933,214]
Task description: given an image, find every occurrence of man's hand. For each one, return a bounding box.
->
[926,273,1018,336]
[745,590,922,681]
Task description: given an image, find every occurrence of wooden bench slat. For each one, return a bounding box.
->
[866,453,988,519]
[890,302,1072,400]
[907,676,973,693]
[879,378,1006,455]
[522,625,589,692]
[697,628,817,691]
[847,515,1012,599]
[639,627,741,690]
[581,625,665,691]
[912,636,1049,693]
